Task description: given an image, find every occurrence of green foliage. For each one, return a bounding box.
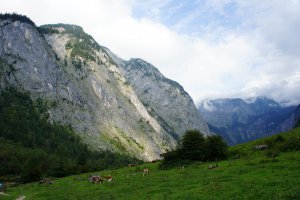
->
[0,13,36,27]
[205,135,228,161]
[163,130,228,165]
[180,130,206,161]
[0,88,138,182]
[38,27,59,34]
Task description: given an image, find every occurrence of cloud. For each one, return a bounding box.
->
[0,0,299,105]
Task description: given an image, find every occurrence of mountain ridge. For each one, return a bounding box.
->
[199,97,298,145]
[0,14,210,161]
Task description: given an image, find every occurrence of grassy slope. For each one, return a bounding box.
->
[3,128,300,200]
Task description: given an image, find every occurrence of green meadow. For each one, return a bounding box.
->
[2,128,300,200]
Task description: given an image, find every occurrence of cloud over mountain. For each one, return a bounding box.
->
[1,0,299,105]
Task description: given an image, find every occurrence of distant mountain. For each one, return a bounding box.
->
[198,97,299,145]
[0,14,209,161]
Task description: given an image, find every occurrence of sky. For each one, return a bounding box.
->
[1,0,300,105]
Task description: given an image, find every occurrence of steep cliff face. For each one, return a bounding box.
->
[118,58,210,139]
[199,97,297,145]
[0,16,209,160]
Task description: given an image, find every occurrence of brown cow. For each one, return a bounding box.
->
[88,175,103,184]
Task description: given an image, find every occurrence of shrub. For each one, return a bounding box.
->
[205,135,228,161]
[180,130,206,161]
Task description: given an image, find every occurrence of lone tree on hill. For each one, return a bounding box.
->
[180,129,206,161]
[205,135,228,161]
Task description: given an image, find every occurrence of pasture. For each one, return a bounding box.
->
[1,151,299,199]
[2,128,300,199]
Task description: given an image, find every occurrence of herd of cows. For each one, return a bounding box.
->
[38,166,150,185]
[88,167,150,184]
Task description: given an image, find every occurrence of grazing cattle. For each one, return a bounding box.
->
[88,175,103,184]
[208,163,218,169]
[143,168,149,176]
[39,178,54,184]
[92,176,103,184]
[255,144,268,150]
[103,175,113,182]
[128,163,135,167]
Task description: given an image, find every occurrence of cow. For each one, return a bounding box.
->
[143,168,149,176]
[128,163,135,167]
[88,175,103,184]
[254,144,268,150]
[103,175,113,182]
[208,163,218,169]
[39,178,54,184]
[93,176,103,184]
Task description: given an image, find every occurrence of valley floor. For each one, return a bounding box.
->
[2,151,300,200]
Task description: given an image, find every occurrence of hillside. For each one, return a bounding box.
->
[199,97,299,145]
[0,87,138,182]
[0,14,209,161]
[2,128,300,199]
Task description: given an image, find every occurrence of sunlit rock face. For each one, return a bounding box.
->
[0,16,210,161]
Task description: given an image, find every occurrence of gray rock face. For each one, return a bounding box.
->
[199,97,298,145]
[119,58,210,139]
[0,17,209,160]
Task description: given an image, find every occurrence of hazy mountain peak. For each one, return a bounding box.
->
[198,97,298,145]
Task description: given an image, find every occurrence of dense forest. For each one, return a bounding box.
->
[0,88,138,182]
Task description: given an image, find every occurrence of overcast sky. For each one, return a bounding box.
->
[1,0,300,105]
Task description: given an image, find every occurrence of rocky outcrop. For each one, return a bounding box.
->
[118,58,210,139]
[0,15,209,160]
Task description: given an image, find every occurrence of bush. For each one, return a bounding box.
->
[205,135,228,161]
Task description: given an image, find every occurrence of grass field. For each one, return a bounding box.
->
[2,128,300,200]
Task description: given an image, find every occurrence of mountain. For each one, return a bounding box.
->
[0,14,209,161]
[198,97,298,145]
[118,58,210,140]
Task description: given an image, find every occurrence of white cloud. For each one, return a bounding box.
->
[0,0,299,105]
